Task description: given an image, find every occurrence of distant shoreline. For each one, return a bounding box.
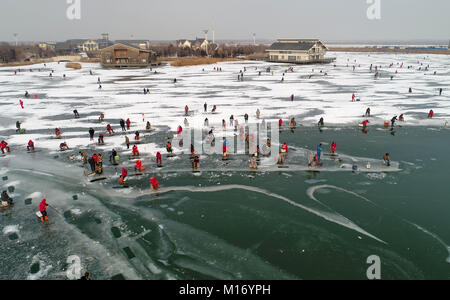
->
[329,47,450,55]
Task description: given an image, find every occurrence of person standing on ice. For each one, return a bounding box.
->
[318,117,324,127]
[126,118,131,130]
[156,152,162,166]
[120,119,126,131]
[204,102,207,112]
[229,115,234,126]
[19,99,24,109]
[291,94,294,101]
[439,88,443,96]
[428,110,434,119]
[125,136,130,149]
[98,133,104,145]
[244,113,249,124]
[352,93,356,102]
[256,109,260,119]
[222,141,230,160]
[192,155,200,169]
[73,110,80,118]
[89,128,95,141]
[166,141,173,154]
[39,199,49,222]
[330,142,337,154]
[316,143,323,160]
[391,116,398,127]
[185,105,189,116]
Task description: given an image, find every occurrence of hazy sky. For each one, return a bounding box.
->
[0,0,449,42]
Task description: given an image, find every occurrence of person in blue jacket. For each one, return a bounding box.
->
[317,143,323,160]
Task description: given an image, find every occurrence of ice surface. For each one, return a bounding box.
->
[1,52,449,156]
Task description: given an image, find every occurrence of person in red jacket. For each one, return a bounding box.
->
[177,126,182,135]
[428,110,434,118]
[156,152,162,166]
[185,105,189,116]
[150,176,159,191]
[19,99,24,109]
[39,199,49,222]
[106,124,114,135]
[331,142,337,154]
[1,141,10,154]
[290,94,294,101]
[352,93,356,102]
[281,142,288,153]
[122,168,128,179]
[126,118,131,130]
[222,142,229,160]
[279,119,283,127]
[134,160,145,172]
[362,120,370,127]
[27,140,35,151]
[92,153,98,164]
[132,145,139,156]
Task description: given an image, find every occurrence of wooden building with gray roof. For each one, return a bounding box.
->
[100,43,155,68]
[266,39,334,64]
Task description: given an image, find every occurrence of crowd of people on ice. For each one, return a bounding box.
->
[2,59,446,229]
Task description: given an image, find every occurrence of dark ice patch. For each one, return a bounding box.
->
[123,247,136,259]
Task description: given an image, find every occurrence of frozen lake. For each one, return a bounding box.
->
[0,52,449,279]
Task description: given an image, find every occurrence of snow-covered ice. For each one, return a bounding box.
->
[1,51,449,154]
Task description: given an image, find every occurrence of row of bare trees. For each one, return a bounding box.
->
[0,42,267,63]
[148,43,268,58]
[0,43,56,63]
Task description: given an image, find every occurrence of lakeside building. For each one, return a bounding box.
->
[100,43,155,68]
[266,39,334,64]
